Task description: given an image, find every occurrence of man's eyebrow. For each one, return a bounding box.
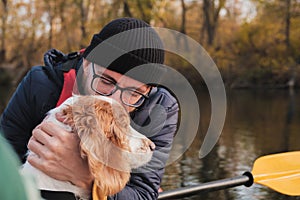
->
[95,69,149,93]
[137,86,149,93]
[96,70,117,83]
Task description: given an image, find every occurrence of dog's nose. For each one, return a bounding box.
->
[149,141,155,151]
[143,139,155,152]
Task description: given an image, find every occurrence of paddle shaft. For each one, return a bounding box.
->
[158,172,253,200]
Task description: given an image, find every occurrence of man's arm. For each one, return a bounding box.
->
[0,69,36,162]
[0,66,62,162]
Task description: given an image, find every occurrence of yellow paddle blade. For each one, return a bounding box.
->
[252,151,300,196]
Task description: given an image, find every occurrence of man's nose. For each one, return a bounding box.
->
[110,89,122,104]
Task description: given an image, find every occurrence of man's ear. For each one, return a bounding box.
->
[82,59,91,73]
[146,85,152,95]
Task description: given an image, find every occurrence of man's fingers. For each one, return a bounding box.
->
[56,112,73,128]
[27,152,43,169]
[39,122,69,139]
[32,122,78,155]
[32,127,52,146]
[27,152,54,174]
[55,112,66,123]
[27,137,48,158]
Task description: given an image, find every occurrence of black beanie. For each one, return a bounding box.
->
[82,18,165,83]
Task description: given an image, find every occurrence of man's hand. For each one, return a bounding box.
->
[27,121,94,191]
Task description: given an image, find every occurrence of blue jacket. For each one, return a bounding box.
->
[0,49,179,200]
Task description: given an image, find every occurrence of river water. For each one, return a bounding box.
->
[161,89,300,200]
[1,86,300,200]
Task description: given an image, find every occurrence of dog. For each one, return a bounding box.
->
[22,95,155,200]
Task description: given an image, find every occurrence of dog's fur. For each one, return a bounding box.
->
[22,95,154,200]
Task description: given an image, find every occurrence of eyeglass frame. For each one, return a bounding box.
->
[90,63,150,108]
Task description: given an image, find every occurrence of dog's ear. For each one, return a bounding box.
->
[78,99,132,195]
[106,102,131,151]
[93,166,130,196]
[71,97,133,196]
[70,97,102,160]
[79,99,130,160]
[85,139,131,196]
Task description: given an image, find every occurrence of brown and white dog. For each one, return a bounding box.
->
[22,95,155,200]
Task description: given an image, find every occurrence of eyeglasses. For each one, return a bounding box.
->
[90,63,149,108]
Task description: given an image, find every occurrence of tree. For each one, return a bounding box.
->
[74,0,92,48]
[136,0,154,24]
[0,0,8,61]
[202,0,226,46]
[123,0,133,17]
[180,0,186,34]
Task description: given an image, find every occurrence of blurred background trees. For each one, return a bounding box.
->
[0,0,300,88]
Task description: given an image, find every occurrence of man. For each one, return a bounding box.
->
[0,18,179,199]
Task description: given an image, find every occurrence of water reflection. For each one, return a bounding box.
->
[162,89,300,200]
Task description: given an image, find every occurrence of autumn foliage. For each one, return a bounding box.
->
[0,0,300,88]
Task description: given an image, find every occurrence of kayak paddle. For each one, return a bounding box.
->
[158,151,300,199]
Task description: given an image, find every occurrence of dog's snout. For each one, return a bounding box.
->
[149,141,155,151]
[143,139,155,151]
[128,126,155,153]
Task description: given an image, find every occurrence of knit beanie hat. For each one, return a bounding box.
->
[82,18,165,83]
